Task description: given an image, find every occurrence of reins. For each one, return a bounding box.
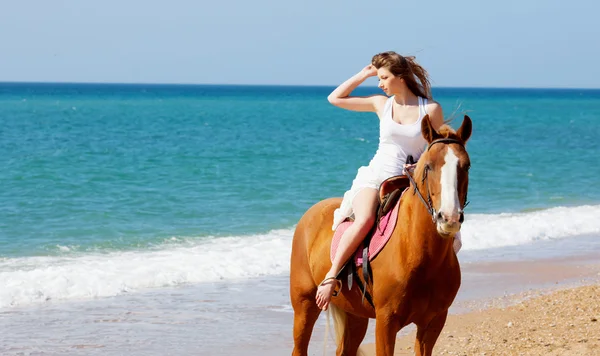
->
[405,138,468,223]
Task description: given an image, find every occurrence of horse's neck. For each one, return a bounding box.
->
[398,192,454,267]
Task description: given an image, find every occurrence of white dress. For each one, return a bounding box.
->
[332,96,429,230]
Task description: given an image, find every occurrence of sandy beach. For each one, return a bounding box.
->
[361,257,600,356]
[2,237,600,355]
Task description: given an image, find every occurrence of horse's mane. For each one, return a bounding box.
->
[437,124,463,143]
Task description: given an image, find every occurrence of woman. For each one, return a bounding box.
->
[316,51,460,311]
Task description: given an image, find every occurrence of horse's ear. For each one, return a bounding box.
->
[421,114,442,144]
[457,115,472,143]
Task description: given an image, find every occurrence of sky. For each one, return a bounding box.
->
[1,0,599,88]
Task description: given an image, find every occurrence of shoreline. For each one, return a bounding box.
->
[1,237,600,355]
[361,283,600,356]
[361,253,600,356]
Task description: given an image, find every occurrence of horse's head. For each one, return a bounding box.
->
[414,115,472,237]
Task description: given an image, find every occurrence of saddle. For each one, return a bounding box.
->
[333,174,411,308]
[376,175,410,223]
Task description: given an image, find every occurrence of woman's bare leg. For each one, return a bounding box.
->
[316,188,379,310]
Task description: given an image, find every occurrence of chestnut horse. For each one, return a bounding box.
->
[289,115,472,356]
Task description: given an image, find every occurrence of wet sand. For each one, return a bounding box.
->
[2,237,600,355]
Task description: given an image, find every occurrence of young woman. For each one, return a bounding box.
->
[316,51,461,311]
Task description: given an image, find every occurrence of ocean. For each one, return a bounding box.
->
[1,83,600,354]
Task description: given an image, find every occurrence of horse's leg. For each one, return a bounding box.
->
[290,253,321,356]
[330,305,369,356]
[374,313,399,356]
[340,313,369,356]
[291,296,321,356]
[414,311,448,356]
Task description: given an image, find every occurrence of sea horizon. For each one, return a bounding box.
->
[1,80,599,91]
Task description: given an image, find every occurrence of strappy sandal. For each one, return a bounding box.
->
[319,276,343,297]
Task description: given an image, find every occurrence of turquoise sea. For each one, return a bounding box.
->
[1,83,600,354]
[2,83,600,298]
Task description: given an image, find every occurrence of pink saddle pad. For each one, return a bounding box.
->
[330,190,404,266]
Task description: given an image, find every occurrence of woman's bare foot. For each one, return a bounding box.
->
[315,276,340,311]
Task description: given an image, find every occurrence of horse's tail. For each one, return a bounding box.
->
[325,305,367,356]
[330,305,346,350]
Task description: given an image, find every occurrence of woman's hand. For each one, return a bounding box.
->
[326,64,384,113]
[359,64,378,79]
[403,163,417,173]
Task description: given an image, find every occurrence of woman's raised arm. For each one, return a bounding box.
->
[327,65,386,113]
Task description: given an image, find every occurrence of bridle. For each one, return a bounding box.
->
[405,138,469,223]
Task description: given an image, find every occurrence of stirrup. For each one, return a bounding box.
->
[319,276,343,297]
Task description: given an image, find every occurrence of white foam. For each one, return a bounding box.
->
[2,204,600,308]
[0,230,292,308]
[461,204,600,250]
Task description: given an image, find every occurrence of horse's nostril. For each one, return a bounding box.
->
[459,212,464,223]
[437,212,443,221]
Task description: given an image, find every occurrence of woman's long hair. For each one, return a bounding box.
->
[372,51,432,99]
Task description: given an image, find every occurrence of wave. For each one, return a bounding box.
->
[2,204,600,308]
[461,204,600,250]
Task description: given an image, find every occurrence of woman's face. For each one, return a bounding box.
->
[376,67,403,95]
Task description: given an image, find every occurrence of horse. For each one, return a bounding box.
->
[289,114,472,356]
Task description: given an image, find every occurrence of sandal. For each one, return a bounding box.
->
[319,276,343,297]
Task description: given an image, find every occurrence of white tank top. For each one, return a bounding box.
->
[368,96,428,179]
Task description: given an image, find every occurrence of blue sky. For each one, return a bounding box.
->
[1,0,598,88]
